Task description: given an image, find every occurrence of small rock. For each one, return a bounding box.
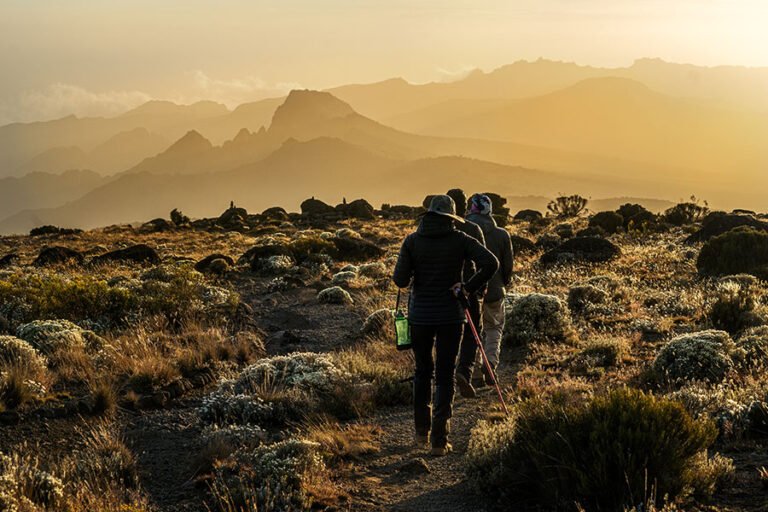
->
[398,458,430,475]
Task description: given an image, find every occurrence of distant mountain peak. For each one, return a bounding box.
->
[164,130,213,154]
[269,90,356,133]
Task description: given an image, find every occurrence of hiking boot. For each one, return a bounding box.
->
[414,434,430,450]
[455,372,477,399]
[472,376,488,389]
[430,443,453,457]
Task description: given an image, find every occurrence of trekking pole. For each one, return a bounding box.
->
[456,290,510,416]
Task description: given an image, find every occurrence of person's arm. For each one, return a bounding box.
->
[501,231,514,287]
[463,236,499,294]
[392,236,414,288]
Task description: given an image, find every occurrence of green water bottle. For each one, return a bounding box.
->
[395,310,411,351]
[394,289,412,351]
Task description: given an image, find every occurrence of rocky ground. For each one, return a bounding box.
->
[2,200,768,511]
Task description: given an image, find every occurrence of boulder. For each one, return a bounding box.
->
[514,209,543,222]
[217,206,249,229]
[262,206,289,221]
[332,236,385,262]
[141,218,174,233]
[0,253,20,268]
[686,211,768,244]
[301,198,335,216]
[346,199,376,220]
[195,254,235,273]
[29,225,82,236]
[92,244,160,265]
[541,237,621,264]
[33,246,84,266]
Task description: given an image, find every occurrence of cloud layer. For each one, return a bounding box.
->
[0,73,304,125]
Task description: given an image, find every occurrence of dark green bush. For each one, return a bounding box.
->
[697,227,768,279]
[466,388,717,511]
[589,211,624,234]
[663,202,710,226]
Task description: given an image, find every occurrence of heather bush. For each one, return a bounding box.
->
[209,439,332,512]
[466,388,718,510]
[589,211,624,234]
[0,335,47,376]
[505,293,574,344]
[663,201,709,226]
[653,331,740,384]
[708,280,767,334]
[318,286,353,305]
[697,227,768,279]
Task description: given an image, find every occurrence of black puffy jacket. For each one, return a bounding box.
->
[392,214,498,325]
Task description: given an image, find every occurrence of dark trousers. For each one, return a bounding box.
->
[456,294,482,380]
[411,323,463,448]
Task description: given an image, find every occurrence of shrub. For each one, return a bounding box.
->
[709,280,766,334]
[653,330,739,384]
[361,309,393,338]
[546,195,588,218]
[358,262,388,279]
[570,337,629,373]
[0,336,47,376]
[317,286,353,305]
[505,294,573,344]
[16,319,93,355]
[170,208,190,226]
[589,211,624,234]
[567,284,608,314]
[331,271,357,286]
[0,452,65,509]
[697,227,768,279]
[466,388,718,511]
[663,201,709,226]
[736,326,768,371]
[209,439,333,512]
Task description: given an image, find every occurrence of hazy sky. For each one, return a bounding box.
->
[1,0,767,124]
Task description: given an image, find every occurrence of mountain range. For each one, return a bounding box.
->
[0,58,766,233]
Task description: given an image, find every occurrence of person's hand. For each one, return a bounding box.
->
[450,282,465,297]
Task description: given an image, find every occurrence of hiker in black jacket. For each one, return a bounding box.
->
[446,189,487,399]
[392,195,498,456]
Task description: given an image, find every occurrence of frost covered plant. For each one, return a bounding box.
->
[0,336,47,375]
[15,319,99,355]
[358,262,388,279]
[233,352,350,395]
[737,326,768,370]
[202,424,267,450]
[0,452,64,509]
[331,271,357,286]
[505,293,573,344]
[199,390,277,426]
[653,330,740,384]
[335,228,361,239]
[210,439,329,512]
[667,382,755,437]
[260,255,295,274]
[568,275,628,317]
[317,286,353,305]
[709,280,767,335]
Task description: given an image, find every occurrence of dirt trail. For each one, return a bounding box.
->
[347,388,504,512]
